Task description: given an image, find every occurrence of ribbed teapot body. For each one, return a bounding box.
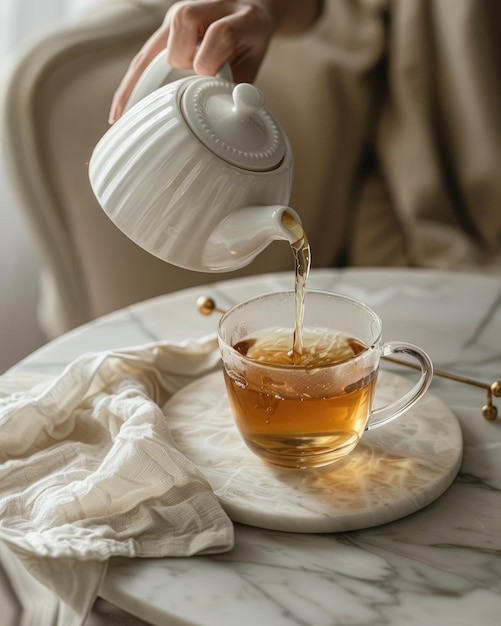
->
[89,78,293,271]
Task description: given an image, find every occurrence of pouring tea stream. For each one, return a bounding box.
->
[88,50,303,272]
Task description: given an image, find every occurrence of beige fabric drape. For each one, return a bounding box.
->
[260,0,501,272]
[0,337,233,623]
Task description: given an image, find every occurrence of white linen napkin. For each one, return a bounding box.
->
[0,337,234,625]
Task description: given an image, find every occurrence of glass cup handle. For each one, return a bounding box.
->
[367,341,434,430]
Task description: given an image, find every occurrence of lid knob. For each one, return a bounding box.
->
[232,83,265,121]
[181,78,286,171]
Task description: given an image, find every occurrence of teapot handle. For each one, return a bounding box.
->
[123,49,234,114]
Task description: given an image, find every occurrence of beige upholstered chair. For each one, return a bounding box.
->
[2,0,340,339]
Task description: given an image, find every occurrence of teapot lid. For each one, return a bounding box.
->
[181,78,286,171]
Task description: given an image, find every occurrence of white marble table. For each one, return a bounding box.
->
[8,268,501,625]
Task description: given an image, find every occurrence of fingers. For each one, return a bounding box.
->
[165,1,250,76]
[109,1,273,124]
[108,1,217,124]
[197,17,268,83]
[169,2,272,82]
[193,14,253,79]
[165,1,212,70]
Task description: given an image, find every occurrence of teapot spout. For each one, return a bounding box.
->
[202,206,304,271]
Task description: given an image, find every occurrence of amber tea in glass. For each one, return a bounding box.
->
[218,291,433,469]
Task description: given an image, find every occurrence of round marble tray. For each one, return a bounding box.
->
[163,370,463,533]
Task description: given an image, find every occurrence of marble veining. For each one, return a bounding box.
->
[4,268,501,625]
[163,370,462,533]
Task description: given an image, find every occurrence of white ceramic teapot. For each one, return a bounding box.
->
[88,50,302,272]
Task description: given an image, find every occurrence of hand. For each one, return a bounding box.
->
[108,1,276,124]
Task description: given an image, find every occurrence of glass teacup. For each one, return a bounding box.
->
[217,290,433,469]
